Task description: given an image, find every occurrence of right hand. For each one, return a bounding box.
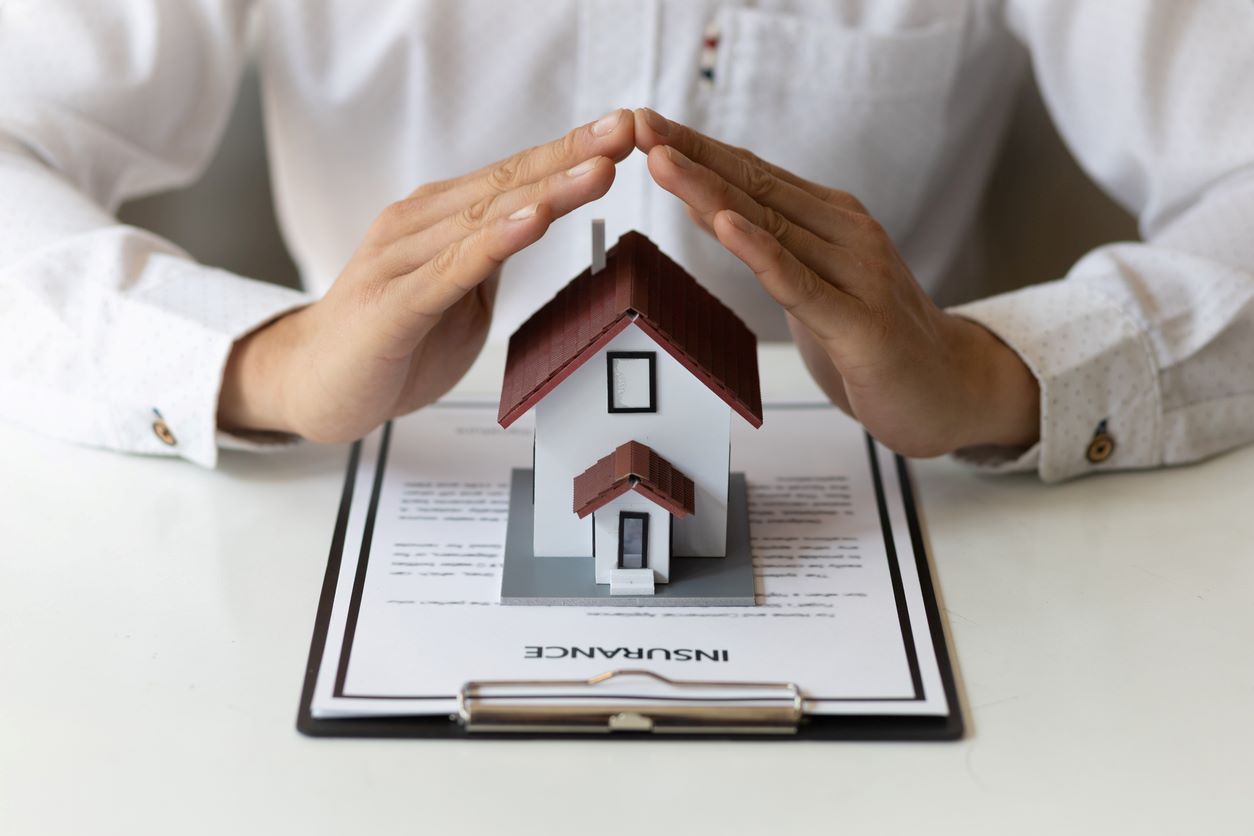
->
[634,108,1039,458]
[218,109,635,442]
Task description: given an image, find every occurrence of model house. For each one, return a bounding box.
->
[497,227,762,596]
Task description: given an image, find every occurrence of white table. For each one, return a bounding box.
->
[2,345,1251,836]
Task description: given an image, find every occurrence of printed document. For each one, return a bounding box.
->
[309,400,950,718]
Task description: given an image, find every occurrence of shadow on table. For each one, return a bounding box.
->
[216,442,351,484]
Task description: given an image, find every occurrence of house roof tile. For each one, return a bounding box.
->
[572,441,696,519]
[497,231,763,428]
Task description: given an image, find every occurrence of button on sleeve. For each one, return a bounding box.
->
[949,279,1163,482]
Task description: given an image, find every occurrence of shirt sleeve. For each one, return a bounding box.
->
[950,0,1254,482]
[0,0,310,468]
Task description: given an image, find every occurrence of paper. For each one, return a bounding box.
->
[309,400,949,718]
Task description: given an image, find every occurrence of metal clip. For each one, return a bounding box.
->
[457,669,803,734]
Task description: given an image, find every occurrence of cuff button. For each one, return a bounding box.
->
[1086,423,1115,464]
[152,412,177,447]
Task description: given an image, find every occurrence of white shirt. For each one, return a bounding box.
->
[1,0,1252,480]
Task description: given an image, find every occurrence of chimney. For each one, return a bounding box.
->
[591,218,606,274]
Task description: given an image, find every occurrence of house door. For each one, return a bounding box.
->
[618,512,649,570]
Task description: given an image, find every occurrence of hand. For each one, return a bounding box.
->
[218,110,635,442]
[633,108,1039,458]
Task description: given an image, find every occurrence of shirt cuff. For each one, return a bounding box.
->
[101,248,311,468]
[949,279,1163,482]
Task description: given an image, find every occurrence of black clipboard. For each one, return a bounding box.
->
[297,419,964,741]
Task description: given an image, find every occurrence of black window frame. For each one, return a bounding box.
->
[617,511,650,570]
[606,351,657,414]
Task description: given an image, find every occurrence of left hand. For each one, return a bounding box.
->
[219,111,634,442]
[632,108,1040,458]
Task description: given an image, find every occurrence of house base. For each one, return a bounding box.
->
[499,470,756,607]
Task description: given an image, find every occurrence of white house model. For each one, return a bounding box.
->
[497,226,763,596]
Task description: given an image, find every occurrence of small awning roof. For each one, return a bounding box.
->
[572,441,696,519]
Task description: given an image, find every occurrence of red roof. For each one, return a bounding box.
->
[572,441,696,519]
[497,230,763,428]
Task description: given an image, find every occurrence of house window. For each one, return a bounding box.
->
[618,512,649,569]
[606,351,656,413]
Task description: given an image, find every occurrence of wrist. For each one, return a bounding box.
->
[217,307,306,436]
[949,314,1040,451]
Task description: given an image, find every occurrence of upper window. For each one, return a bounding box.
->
[606,351,657,413]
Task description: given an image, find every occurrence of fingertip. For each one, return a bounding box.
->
[712,210,770,274]
[646,145,710,212]
[646,145,688,185]
[632,109,659,151]
[531,200,556,228]
[590,108,628,137]
[567,153,613,177]
[589,157,617,195]
[590,154,617,178]
[506,202,540,222]
[713,209,757,242]
[502,201,554,243]
[590,108,636,161]
[645,144,669,176]
[633,107,672,151]
[564,156,617,203]
[495,205,549,259]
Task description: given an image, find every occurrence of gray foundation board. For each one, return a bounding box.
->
[500,470,756,607]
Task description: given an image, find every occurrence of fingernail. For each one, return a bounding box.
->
[566,158,600,177]
[641,107,671,136]
[509,203,538,220]
[665,146,696,169]
[723,210,754,233]
[591,110,622,137]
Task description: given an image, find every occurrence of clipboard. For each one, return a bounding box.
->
[296,413,964,741]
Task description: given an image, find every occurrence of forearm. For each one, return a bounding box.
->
[952,241,1254,480]
[976,0,1254,478]
[217,307,308,437]
[0,1,296,464]
[948,314,1040,451]
[790,311,1040,453]
[0,143,309,464]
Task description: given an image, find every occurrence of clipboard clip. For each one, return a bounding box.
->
[457,669,803,735]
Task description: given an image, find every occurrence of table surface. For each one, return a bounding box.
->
[2,344,1251,836]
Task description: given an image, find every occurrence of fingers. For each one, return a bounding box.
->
[654,140,830,241]
[636,108,877,252]
[712,209,860,344]
[381,155,616,275]
[411,108,634,225]
[383,202,554,346]
[647,143,859,288]
[635,107,869,217]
